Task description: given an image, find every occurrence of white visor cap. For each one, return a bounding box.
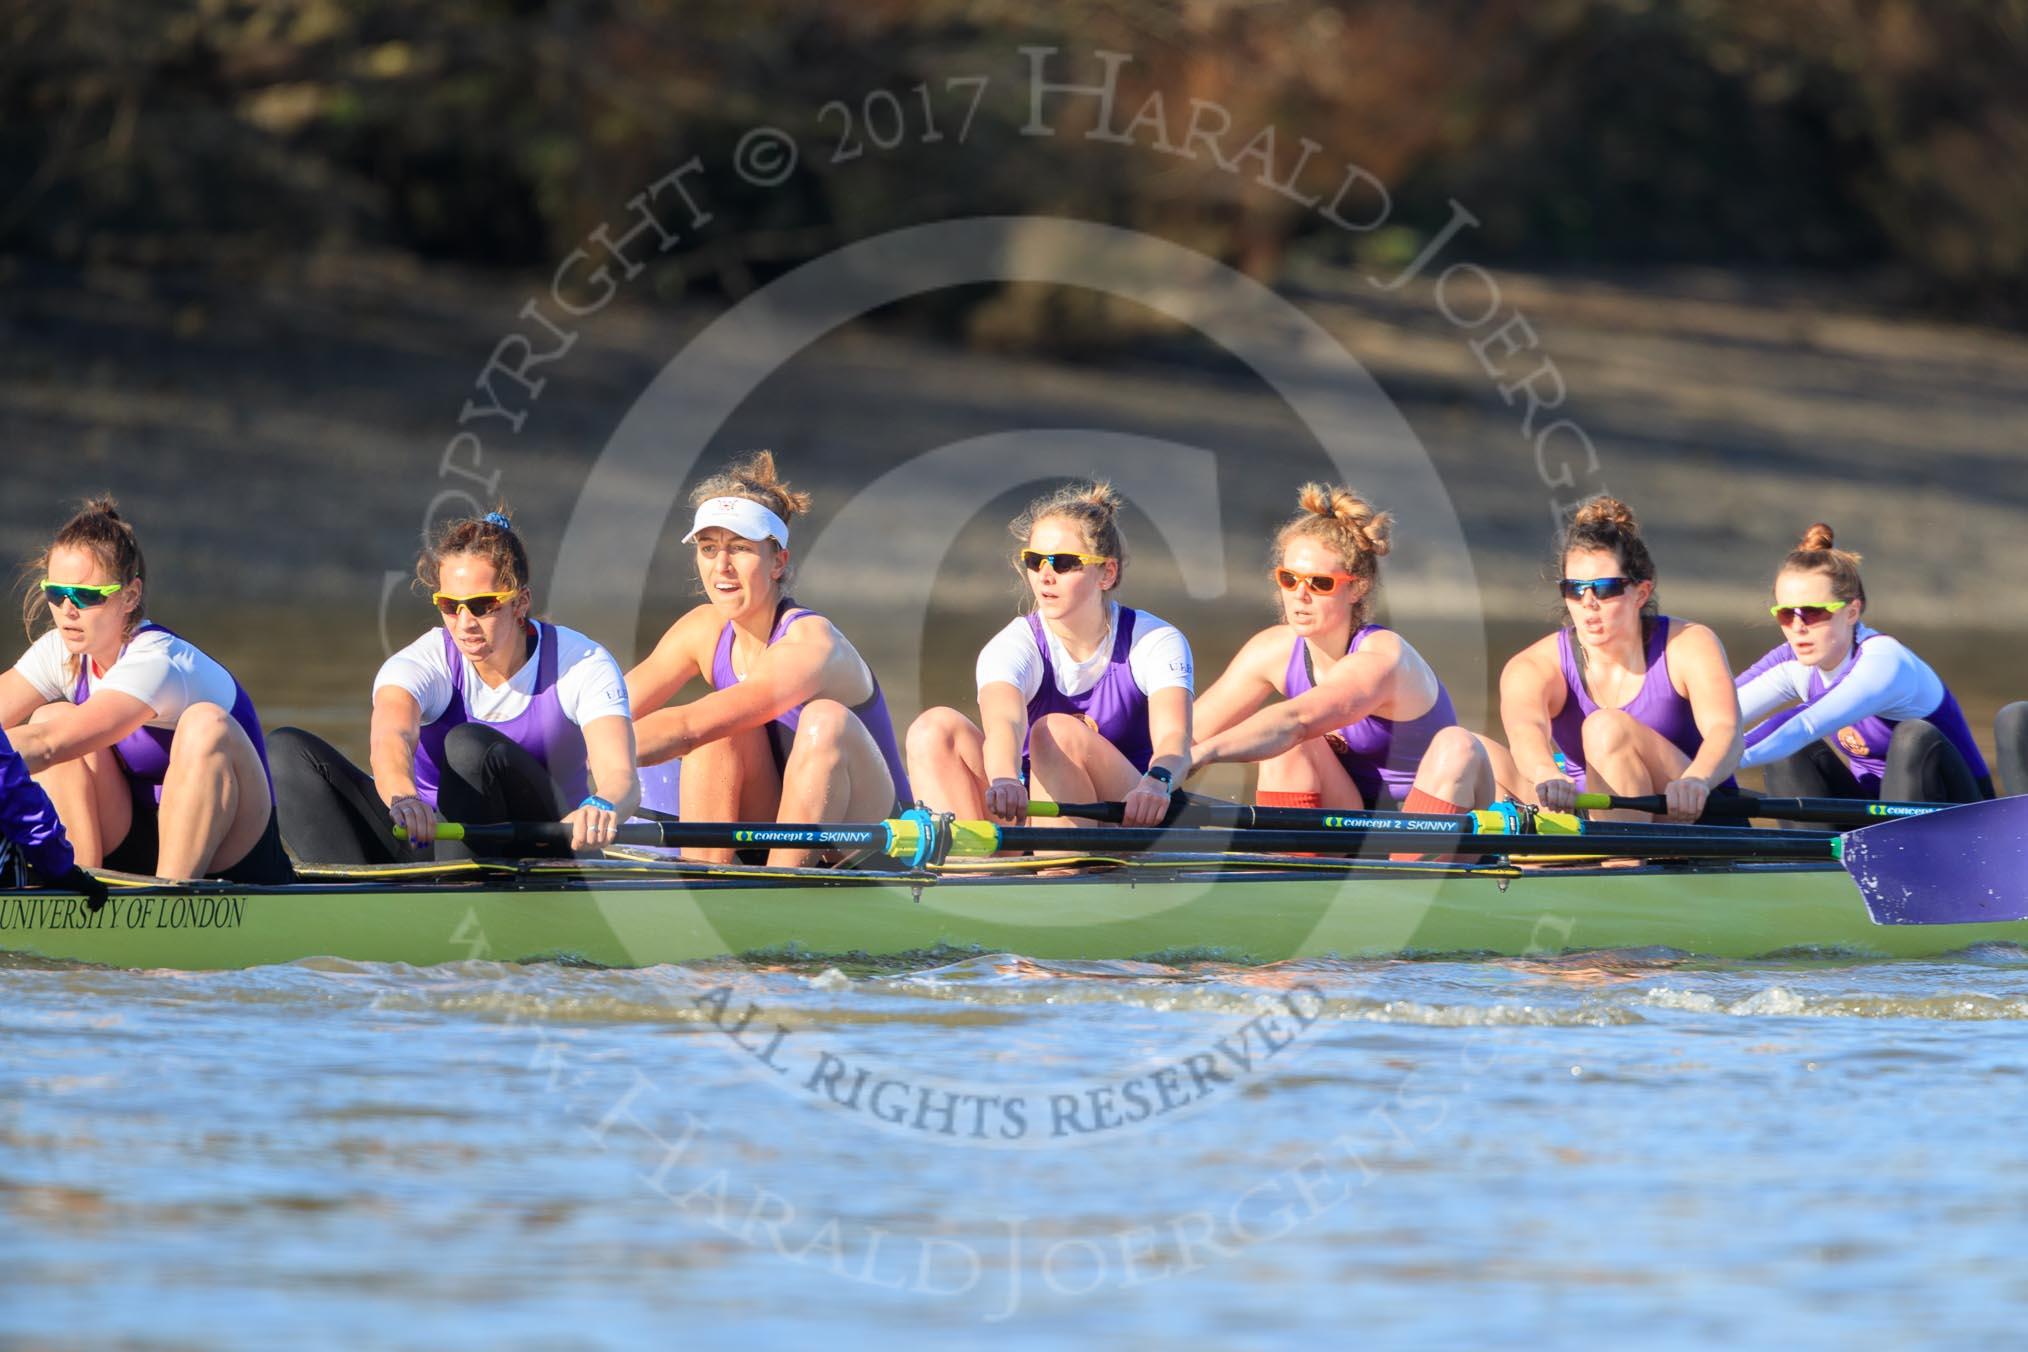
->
[683,496,790,548]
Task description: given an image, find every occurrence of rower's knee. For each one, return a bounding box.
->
[1997,702,2028,796]
[26,701,65,726]
[169,702,235,760]
[442,721,510,776]
[1999,702,2028,743]
[1580,709,1639,760]
[905,706,968,763]
[1027,713,1086,765]
[793,699,856,759]
[266,726,321,767]
[1418,726,1486,783]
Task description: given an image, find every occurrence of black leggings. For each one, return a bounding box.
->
[270,724,571,864]
[270,727,402,865]
[100,771,296,884]
[1760,718,1992,810]
[1996,701,2028,797]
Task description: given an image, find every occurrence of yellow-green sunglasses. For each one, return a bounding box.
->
[41,580,123,609]
[1019,549,1110,574]
[1770,600,1848,627]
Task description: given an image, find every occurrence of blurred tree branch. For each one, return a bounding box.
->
[0,0,2021,324]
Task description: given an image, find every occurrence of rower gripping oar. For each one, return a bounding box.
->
[405,813,1840,864]
[407,799,2028,927]
[1034,793,1801,844]
[1576,793,1947,827]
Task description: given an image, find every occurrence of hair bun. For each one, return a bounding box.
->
[1572,495,1637,533]
[78,494,125,524]
[1079,480,1123,520]
[1798,522,1836,552]
[1295,483,1392,557]
[700,449,814,521]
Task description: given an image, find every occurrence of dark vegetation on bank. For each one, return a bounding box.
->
[6,0,2026,330]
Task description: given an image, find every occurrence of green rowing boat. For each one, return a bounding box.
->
[4,852,2023,969]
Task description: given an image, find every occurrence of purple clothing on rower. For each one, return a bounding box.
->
[1737,637,1989,792]
[1285,624,1457,808]
[1023,609,1155,773]
[1,726,73,878]
[709,599,913,805]
[1551,615,1731,792]
[72,623,272,806]
[413,622,587,808]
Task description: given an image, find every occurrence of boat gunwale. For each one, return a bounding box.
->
[1,857,1851,900]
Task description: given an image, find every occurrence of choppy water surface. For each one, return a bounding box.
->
[8,950,2028,1347]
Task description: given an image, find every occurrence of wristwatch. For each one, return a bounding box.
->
[1143,765,1173,786]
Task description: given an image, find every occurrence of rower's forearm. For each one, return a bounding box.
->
[981,725,1024,784]
[634,709,692,766]
[589,770,640,816]
[1503,724,1564,788]
[1194,706,1300,767]
[1146,733,1191,782]
[8,723,54,776]
[1684,729,1742,787]
[368,732,421,803]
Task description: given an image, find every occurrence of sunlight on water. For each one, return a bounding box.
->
[8,951,2028,1344]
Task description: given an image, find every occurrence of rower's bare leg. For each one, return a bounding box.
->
[25,703,130,867]
[1475,734,1526,803]
[1025,713,1146,827]
[903,707,988,817]
[1409,726,1498,809]
[155,704,270,880]
[678,726,779,864]
[1021,714,1145,868]
[1579,711,1690,823]
[1254,737,1365,811]
[772,700,894,867]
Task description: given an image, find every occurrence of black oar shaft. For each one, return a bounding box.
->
[1584,794,1946,826]
[427,819,1836,863]
[1038,798,1478,832]
[437,821,888,850]
[993,825,1834,861]
[1041,798,1799,844]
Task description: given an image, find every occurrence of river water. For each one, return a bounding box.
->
[9,948,2028,1346]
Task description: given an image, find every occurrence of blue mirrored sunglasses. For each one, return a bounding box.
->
[1558,577,1632,601]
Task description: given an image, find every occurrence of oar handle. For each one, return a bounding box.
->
[1575,793,1946,826]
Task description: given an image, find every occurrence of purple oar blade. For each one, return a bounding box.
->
[1844,796,2028,925]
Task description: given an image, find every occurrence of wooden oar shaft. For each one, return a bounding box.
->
[1577,794,1946,825]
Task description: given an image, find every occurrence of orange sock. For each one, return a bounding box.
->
[1257,790,1323,809]
[1394,788,1469,862]
[1402,788,1464,817]
[1257,790,1324,855]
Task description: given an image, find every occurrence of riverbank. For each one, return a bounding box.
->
[2,250,2023,779]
